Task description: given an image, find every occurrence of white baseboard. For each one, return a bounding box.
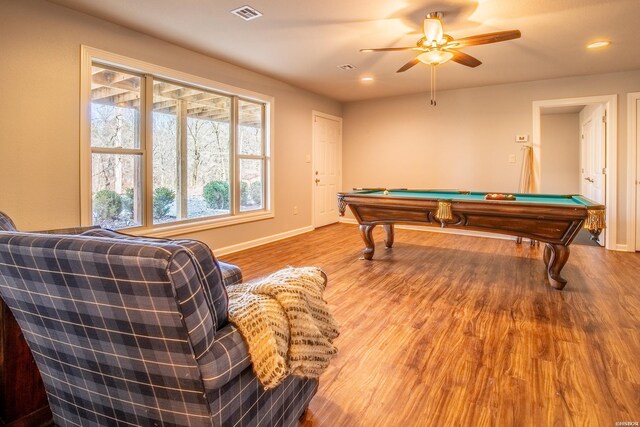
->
[338,217,515,241]
[615,244,630,252]
[214,225,314,256]
[337,218,358,225]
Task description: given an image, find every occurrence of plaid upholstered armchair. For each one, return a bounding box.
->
[0,212,317,426]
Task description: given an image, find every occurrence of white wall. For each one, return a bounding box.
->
[343,70,640,245]
[0,0,341,250]
[540,113,580,194]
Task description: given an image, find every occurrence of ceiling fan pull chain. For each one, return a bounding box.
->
[429,65,434,105]
[428,66,431,105]
[433,65,437,106]
[428,64,437,106]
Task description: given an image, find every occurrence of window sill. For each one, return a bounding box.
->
[124,210,274,238]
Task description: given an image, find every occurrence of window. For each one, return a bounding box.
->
[238,100,265,212]
[82,48,273,235]
[151,79,233,223]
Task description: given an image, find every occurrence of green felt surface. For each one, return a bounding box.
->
[355,190,596,207]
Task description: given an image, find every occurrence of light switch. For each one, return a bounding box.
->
[508,154,517,164]
[305,154,311,163]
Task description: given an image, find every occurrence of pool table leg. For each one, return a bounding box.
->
[545,243,569,290]
[383,224,394,248]
[359,224,376,260]
[543,244,551,267]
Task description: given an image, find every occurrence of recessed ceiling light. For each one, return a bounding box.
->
[361,49,374,53]
[587,40,611,49]
[361,76,374,82]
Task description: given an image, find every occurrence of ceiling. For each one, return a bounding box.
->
[48,0,640,102]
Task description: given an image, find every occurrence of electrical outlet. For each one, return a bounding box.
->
[508,154,517,164]
[515,135,529,143]
[293,206,298,215]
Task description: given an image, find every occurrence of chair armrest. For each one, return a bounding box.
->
[218,261,243,287]
[34,225,102,235]
[199,323,252,390]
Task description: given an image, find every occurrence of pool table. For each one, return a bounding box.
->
[337,189,606,290]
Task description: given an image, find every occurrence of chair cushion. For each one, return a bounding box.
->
[0,211,17,231]
[218,261,243,287]
[199,323,251,390]
[80,228,229,330]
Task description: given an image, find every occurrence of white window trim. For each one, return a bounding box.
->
[80,46,275,237]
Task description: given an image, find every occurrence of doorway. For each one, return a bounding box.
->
[533,95,617,249]
[629,92,640,251]
[312,111,342,228]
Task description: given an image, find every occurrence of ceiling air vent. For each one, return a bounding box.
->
[231,5,263,21]
[338,64,357,71]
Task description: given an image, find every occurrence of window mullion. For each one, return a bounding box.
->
[91,147,145,155]
[178,100,188,220]
[261,103,267,209]
[143,74,154,228]
[231,96,239,215]
[236,155,265,160]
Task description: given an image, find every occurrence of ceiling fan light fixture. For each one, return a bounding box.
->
[423,12,444,44]
[417,50,453,65]
[361,11,520,106]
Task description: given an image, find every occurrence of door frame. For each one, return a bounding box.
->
[627,92,640,252]
[311,111,343,228]
[532,95,617,250]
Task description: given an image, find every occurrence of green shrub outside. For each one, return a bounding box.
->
[240,181,250,206]
[93,189,123,222]
[250,181,262,206]
[122,188,134,213]
[203,181,230,210]
[153,187,175,219]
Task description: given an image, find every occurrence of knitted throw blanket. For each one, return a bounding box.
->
[227,267,340,389]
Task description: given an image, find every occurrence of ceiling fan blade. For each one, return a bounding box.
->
[361,47,416,52]
[451,30,521,48]
[448,50,482,68]
[397,57,420,73]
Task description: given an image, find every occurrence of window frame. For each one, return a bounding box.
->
[236,98,267,213]
[80,46,275,237]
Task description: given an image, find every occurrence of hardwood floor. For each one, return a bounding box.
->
[220,223,640,427]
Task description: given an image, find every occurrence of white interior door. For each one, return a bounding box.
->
[580,115,595,197]
[312,113,342,227]
[580,104,606,245]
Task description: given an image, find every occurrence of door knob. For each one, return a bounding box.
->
[584,177,594,183]
[315,178,320,184]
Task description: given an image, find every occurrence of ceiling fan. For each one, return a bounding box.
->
[361,12,521,105]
